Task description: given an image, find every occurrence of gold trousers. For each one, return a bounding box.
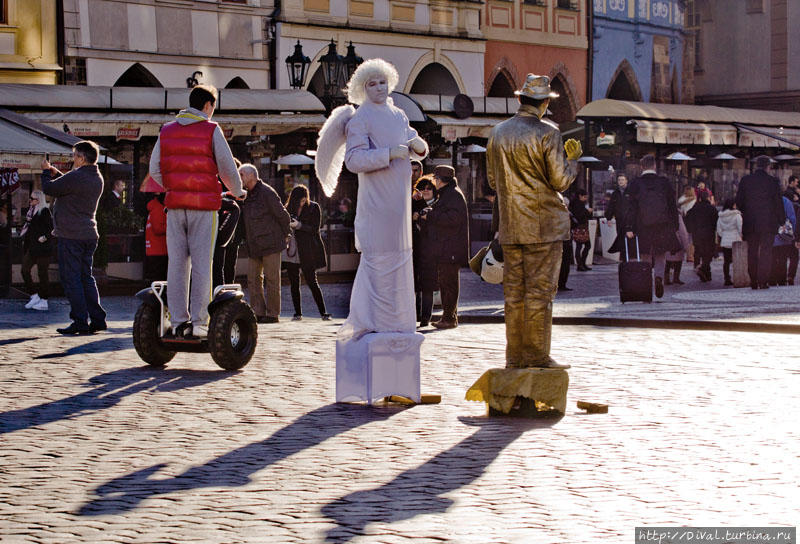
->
[502,242,562,368]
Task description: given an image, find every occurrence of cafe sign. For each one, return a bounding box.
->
[116,126,142,141]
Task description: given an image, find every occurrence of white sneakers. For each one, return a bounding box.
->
[24,293,40,309]
[193,324,209,338]
[25,294,49,311]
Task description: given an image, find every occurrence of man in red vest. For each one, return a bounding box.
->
[149,84,246,338]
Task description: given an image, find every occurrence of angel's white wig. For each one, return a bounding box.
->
[345,58,399,105]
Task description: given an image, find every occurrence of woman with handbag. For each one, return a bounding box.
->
[282,185,331,321]
[21,190,54,311]
[569,189,593,271]
[412,175,439,327]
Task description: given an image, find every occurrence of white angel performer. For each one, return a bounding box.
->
[316,58,428,341]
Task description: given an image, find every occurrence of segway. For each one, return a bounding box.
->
[133,281,258,370]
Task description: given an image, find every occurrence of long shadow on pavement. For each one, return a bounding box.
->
[33,337,130,359]
[77,403,404,516]
[321,414,561,543]
[0,367,231,435]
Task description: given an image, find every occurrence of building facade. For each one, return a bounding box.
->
[482,0,588,124]
[692,0,800,112]
[592,0,691,104]
[0,0,60,84]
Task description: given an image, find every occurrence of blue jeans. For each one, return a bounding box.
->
[57,238,107,327]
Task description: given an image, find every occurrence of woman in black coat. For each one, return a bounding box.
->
[569,189,594,271]
[21,190,53,311]
[412,175,439,326]
[283,185,330,320]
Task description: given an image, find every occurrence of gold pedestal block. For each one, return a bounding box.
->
[465,368,569,415]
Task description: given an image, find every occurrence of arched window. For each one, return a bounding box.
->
[487,72,515,98]
[548,76,575,124]
[225,77,249,89]
[606,60,642,102]
[113,63,162,87]
[409,63,460,95]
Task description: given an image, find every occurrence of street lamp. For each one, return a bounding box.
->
[319,39,344,98]
[285,40,311,89]
[341,41,363,84]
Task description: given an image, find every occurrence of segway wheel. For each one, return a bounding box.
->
[133,303,176,367]
[208,299,258,371]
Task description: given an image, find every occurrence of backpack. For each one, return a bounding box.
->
[637,179,670,227]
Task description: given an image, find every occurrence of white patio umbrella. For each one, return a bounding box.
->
[275,153,315,165]
[462,144,486,153]
[577,155,602,162]
[667,151,695,161]
[711,153,737,160]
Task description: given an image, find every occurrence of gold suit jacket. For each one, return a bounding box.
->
[486,103,578,245]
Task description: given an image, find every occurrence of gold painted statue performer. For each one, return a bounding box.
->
[467,73,582,414]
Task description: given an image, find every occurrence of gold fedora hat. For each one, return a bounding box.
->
[514,74,559,100]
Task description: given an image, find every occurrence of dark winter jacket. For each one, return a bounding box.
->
[569,198,592,229]
[425,181,469,266]
[242,181,291,257]
[625,172,681,254]
[22,208,54,258]
[41,164,104,240]
[685,199,719,244]
[735,169,785,236]
[604,186,631,253]
[294,201,327,270]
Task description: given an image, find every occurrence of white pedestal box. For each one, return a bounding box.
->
[336,332,424,404]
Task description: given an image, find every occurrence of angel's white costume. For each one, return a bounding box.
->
[316,90,427,340]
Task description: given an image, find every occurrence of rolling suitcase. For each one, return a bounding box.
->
[619,237,652,303]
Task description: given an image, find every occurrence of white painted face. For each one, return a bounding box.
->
[365,76,389,105]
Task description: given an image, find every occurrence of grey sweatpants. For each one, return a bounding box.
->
[167,209,217,326]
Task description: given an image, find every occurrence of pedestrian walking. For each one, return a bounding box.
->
[486,73,581,369]
[41,140,107,334]
[422,165,469,329]
[605,173,631,261]
[212,192,241,288]
[569,189,593,271]
[769,195,796,286]
[665,214,689,285]
[716,198,742,286]
[735,155,785,289]
[624,154,681,298]
[20,190,53,311]
[784,183,800,284]
[240,163,291,324]
[148,84,246,338]
[282,184,331,321]
[685,190,718,282]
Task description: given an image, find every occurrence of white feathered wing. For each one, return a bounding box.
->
[315,104,356,197]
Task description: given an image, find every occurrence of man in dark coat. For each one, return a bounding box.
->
[422,165,469,329]
[42,140,108,335]
[625,154,680,299]
[605,173,631,260]
[240,164,291,323]
[735,155,785,289]
[685,190,718,282]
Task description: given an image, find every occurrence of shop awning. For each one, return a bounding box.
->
[429,115,508,141]
[22,112,327,140]
[633,120,738,146]
[0,84,325,113]
[0,118,75,155]
[578,99,800,149]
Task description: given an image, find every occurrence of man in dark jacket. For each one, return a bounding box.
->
[685,190,718,282]
[240,164,291,323]
[605,173,631,260]
[735,155,785,289]
[41,140,107,335]
[625,154,680,299]
[423,165,469,329]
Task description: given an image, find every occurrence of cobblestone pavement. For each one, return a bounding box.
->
[1,290,798,543]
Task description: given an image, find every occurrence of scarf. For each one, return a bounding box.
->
[19,206,36,238]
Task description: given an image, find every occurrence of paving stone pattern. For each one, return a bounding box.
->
[1,287,799,543]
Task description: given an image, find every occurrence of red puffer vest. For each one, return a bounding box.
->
[159,120,222,211]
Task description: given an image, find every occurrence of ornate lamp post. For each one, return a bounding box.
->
[285,40,311,90]
[341,41,363,84]
[319,39,344,102]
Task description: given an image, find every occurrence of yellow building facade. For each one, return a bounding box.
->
[0,0,60,84]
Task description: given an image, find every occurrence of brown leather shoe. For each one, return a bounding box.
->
[530,358,571,370]
[432,319,458,330]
